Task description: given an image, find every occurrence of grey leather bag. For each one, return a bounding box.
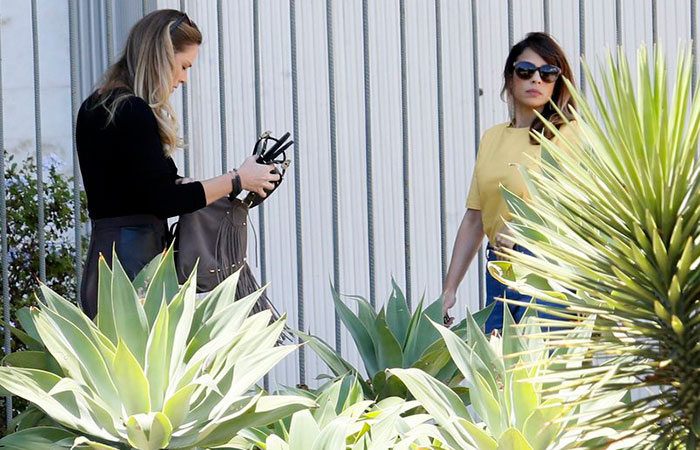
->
[172,130,292,321]
[172,197,276,317]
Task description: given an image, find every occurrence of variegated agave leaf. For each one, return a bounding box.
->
[391,310,627,450]
[230,376,442,450]
[0,247,314,449]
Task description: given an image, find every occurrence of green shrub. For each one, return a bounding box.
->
[298,282,493,401]
[4,152,88,314]
[2,152,88,435]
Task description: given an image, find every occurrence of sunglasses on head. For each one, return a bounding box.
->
[513,61,561,83]
[170,13,192,32]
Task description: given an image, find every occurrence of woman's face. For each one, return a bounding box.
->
[510,47,557,111]
[172,44,199,92]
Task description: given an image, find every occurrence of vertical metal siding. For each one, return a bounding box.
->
[406,0,443,308]
[333,0,372,372]
[295,0,335,386]
[443,0,481,315]
[258,0,301,388]
[656,0,691,80]
[512,0,545,44]
[3,1,700,400]
[368,1,406,312]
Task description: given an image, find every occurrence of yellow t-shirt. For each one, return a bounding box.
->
[466,121,578,244]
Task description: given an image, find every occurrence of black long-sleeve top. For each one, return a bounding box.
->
[76,92,206,220]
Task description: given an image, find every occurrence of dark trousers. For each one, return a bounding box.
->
[80,215,168,319]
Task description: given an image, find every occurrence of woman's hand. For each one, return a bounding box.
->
[200,157,280,205]
[237,155,280,197]
[441,208,485,327]
[442,289,456,327]
[495,228,515,250]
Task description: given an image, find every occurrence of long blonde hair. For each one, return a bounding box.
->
[94,9,201,156]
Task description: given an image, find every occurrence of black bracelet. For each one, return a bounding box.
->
[231,169,242,197]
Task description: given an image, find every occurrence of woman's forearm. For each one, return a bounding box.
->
[443,209,485,293]
[200,172,234,205]
[198,155,280,206]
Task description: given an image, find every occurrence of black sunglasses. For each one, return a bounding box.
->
[513,61,561,83]
[170,13,192,33]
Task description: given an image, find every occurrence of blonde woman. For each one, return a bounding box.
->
[76,10,278,318]
[442,32,577,332]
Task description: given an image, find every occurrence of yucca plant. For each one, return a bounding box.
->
[486,45,700,449]
[229,376,445,450]
[391,308,627,450]
[0,247,314,449]
[297,282,492,400]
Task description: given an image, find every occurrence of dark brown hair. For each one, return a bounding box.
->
[502,32,577,144]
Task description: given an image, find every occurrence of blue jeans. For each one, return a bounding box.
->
[485,245,529,333]
[484,245,563,333]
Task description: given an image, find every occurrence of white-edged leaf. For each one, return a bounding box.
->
[112,339,150,416]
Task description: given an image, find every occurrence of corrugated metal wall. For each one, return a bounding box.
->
[153,0,699,388]
[1,0,698,394]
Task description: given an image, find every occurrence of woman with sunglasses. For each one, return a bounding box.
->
[441,32,577,332]
[76,10,279,318]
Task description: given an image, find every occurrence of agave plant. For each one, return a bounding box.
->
[485,45,700,449]
[0,247,314,449]
[229,375,444,450]
[297,281,492,400]
[391,308,628,450]
[0,305,60,431]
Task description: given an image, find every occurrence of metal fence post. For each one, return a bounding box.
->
[180,0,190,177]
[216,0,228,174]
[471,0,485,310]
[0,0,11,426]
[326,0,341,352]
[399,0,411,307]
[31,0,46,285]
[362,0,376,308]
[69,0,83,318]
[289,0,305,386]
[435,0,447,282]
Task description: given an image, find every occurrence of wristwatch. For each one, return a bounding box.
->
[230,169,242,198]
